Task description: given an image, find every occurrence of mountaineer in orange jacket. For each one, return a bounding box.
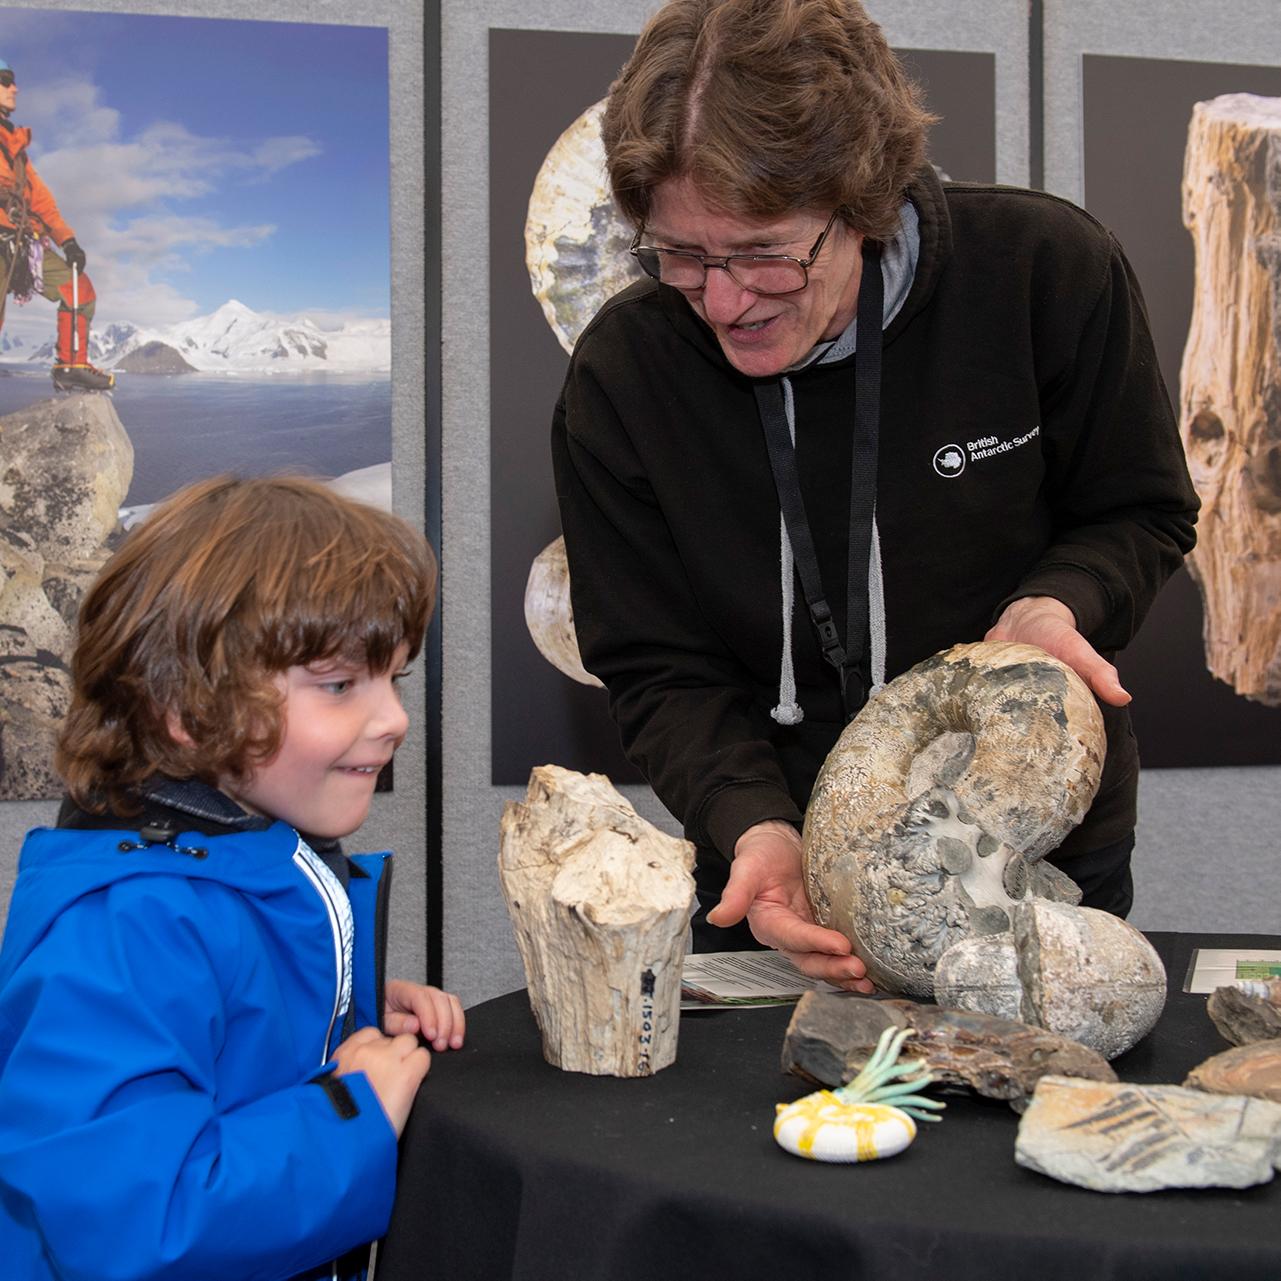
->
[0,57,113,391]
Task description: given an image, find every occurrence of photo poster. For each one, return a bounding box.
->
[0,8,392,800]
[488,26,997,785]
[1081,55,1281,767]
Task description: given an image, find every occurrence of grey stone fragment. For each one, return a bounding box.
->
[1016,1075,1281,1192]
[934,902,1166,1060]
[782,991,1115,1109]
[1208,984,1281,1046]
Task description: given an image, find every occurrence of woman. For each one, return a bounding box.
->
[552,0,1198,987]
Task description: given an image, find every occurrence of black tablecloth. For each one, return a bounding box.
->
[378,933,1281,1281]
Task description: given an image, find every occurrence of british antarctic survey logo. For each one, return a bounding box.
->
[933,426,1040,478]
[933,444,966,477]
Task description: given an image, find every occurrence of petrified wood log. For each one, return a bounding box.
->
[523,536,603,688]
[804,641,1102,996]
[933,901,1166,1060]
[1180,93,1281,704]
[1207,982,1281,1046]
[781,991,1115,1109]
[1186,1040,1281,1103]
[498,765,695,1077]
[1016,1075,1281,1193]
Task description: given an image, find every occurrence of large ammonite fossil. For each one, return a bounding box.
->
[525,99,644,356]
[804,641,1105,998]
[523,535,603,688]
[523,100,645,683]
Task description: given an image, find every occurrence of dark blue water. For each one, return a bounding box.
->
[0,369,391,505]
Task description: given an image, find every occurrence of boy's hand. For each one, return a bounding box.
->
[384,978,465,1051]
[333,1026,430,1137]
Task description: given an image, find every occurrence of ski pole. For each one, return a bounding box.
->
[71,262,79,359]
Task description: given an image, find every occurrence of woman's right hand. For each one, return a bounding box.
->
[333,1025,431,1136]
[707,819,875,992]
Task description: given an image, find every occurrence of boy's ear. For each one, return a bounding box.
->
[165,709,197,749]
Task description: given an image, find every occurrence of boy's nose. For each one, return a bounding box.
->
[370,683,410,741]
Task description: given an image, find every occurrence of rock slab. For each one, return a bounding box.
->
[782,991,1116,1109]
[1185,1039,1281,1103]
[1208,984,1281,1046]
[1016,1074,1281,1192]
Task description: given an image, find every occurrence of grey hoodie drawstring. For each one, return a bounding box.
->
[771,378,804,725]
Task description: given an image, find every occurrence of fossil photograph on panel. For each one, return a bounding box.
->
[489,27,998,784]
[1082,55,1281,766]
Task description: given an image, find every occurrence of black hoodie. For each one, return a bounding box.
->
[552,167,1198,881]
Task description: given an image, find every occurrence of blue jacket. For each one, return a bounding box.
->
[0,819,398,1281]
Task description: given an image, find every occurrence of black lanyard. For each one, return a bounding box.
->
[754,238,884,723]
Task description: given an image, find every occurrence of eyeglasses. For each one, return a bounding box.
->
[0,72,15,89]
[630,207,846,296]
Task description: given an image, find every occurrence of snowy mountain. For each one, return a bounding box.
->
[22,301,389,374]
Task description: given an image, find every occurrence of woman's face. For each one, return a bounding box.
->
[646,176,864,378]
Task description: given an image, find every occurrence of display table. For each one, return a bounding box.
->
[378,933,1281,1281]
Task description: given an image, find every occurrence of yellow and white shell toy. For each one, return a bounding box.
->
[774,1026,944,1164]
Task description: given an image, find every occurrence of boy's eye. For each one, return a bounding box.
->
[319,679,353,696]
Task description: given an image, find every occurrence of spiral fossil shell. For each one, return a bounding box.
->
[524,536,603,688]
[525,99,644,355]
[803,641,1105,997]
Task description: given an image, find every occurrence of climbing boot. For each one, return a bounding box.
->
[52,362,114,392]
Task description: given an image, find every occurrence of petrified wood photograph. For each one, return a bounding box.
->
[488,28,999,783]
[1179,94,1281,706]
[1082,54,1281,764]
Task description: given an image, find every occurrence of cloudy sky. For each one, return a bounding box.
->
[0,9,389,341]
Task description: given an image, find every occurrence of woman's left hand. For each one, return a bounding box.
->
[986,595,1130,706]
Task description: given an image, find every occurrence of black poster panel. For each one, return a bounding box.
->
[489,31,996,784]
[1083,54,1281,767]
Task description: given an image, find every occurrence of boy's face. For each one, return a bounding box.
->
[224,644,411,839]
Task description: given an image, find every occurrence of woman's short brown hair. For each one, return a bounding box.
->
[603,0,936,240]
[56,473,437,814]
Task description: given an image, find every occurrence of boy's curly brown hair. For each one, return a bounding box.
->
[56,473,436,815]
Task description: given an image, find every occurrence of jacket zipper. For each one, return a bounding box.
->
[292,849,346,1061]
[294,846,351,1281]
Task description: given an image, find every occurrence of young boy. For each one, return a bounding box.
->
[0,474,463,1281]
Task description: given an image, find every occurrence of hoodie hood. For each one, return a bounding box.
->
[0,820,311,990]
